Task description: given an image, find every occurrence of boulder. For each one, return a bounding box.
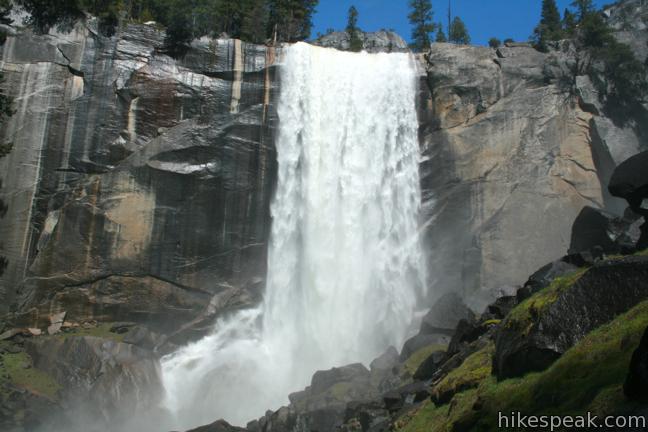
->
[518,258,579,301]
[310,363,370,395]
[495,256,648,380]
[447,318,488,358]
[608,151,648,211]
[382,382,430,413]
[369,346,399,372]
[569,206,642,254]
[412,350,446,381]
[25,335,163,425]
[483,295,518,320]
[419,292,475,336]
[400,333,449,361]
[185,419,246,432]
[609,151,648,249]
[624,325,648,401]
[344,400,390,432]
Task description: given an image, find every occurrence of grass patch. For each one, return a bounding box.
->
[55,323,125,342]
[401,301,648,432]
[0,351,61,400]
[505,269,588,332]
[432,342,493,403]
[404,344,447,376]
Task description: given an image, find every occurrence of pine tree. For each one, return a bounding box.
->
[448,16,469,44]
[563,8,577,35]
[533,0,564,51]
[268,0,318,43]
[571,0,594,22]
[346,5,362,52]
[16,0,84,33]
[488,37,501,49]
[240,0,269,43]
[408,0,435,52]
[0,0,11,45]
[435,22,446,42]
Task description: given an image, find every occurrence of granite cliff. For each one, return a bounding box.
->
[0,0,647,430]
[2,1,645,327]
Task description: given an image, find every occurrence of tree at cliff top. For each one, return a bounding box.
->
[268,0,318,43]
[568,2,647,115]
[448,16,469,44]
[0,0,11,45]
[240,0,269,44]
[533,0,564,52]
[488,37,501,49]
[563,8,577,36]
[408,0,435,52]
[15,0,84,33]
[346,5,362,52]
[571,0,594,22]
[435,23,446,42]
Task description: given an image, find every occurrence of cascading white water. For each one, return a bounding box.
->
[160,42,426,429]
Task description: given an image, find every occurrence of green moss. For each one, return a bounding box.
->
[55,323,125,342]
[396,400,449,432]
[398,390,481,432]
[404,344,447,376]
[505,269,588,332]
[403,301,648,432]
[636,248,648,257]
[482,319,501,327]
[0,352,61,400]
[432,343,494,402]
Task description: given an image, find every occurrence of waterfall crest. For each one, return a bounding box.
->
[160,42,426,429]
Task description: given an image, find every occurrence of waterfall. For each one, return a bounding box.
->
[160,42,426,429]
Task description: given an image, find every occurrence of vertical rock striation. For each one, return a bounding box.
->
[0,20,279,336]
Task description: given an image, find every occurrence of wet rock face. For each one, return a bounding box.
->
[25,335,163,428]
[0,22,279,331]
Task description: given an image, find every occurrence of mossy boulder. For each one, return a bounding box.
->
[25,335,163,426]
[494,256,648,379]
[431,342,494,405]
[398,301,648,432]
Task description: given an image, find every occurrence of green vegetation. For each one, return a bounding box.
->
[448,16,470,44]
[488,37,501,49]
[398,300,648,432]
[346,5,362,52]
[55,323,126,342]
[6,0,318,54]
[404,344,447,376]
[434,23,446,42]
[0,349,61,400]
[533,0,564,51]
[579,12,648,108]
[408,0,436,52]
[431,342,493,402]
[528,0,648,112]
[505,268,588,332]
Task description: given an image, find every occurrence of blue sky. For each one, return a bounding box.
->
[312,0,610,46]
